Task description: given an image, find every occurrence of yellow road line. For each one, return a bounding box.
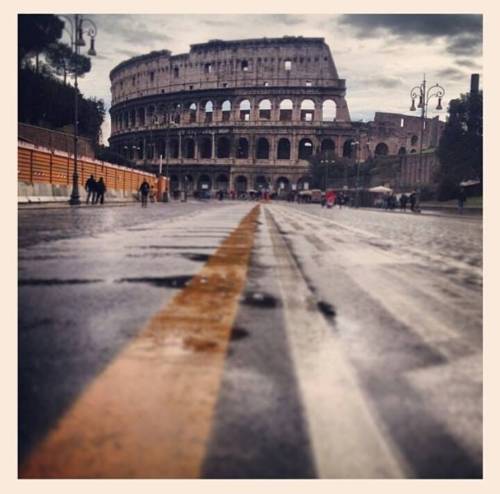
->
[20,205,260,479]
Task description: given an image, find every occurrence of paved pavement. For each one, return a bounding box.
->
[18,200,482,478]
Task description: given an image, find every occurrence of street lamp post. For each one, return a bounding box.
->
[61,14,98,206]
[350,140,361,207]
[409,75,445,209]
[320,158,335,191]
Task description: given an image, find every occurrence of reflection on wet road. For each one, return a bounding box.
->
[18,201,482,478]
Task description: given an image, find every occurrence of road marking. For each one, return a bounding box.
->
[266,207,408,478]
[20,205,260,479]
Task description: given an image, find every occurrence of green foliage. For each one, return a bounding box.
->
[19,67,105,144]
[45,42,91,83]
[18,14,64,64]
[436,91,483,200]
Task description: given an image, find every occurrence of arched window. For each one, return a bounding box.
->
[130,109,136,127]
[276,176,290,191]
[241,60,249,71]
[235,175,248,194]
[138,108,145,126]
[398,147,407,155]
[410,149,417,153]
[322,99,336,121]
[343,139,355,158]
[298,138,314,159]
[217,136,231,158]
[255,175,268,190]
[375,142,389,156]
[279,99,293,121]
[256,137,270,159]
[222,100,231,121]
[189,103,197,123]
[199,136,212,159]
[411,135,418,146]
[184,138,195,159]
[197,174,212,192]
[168,138,179,159]
[277,138,291,160]
[236,138,249,159]
[239,99,251,121]
[216,174,229,191]
[321,139,335,158]
[284,60,292,71]
[258,99,272,120]
[300,99,315,122]
[158,104,167,124]
[204,101,214,123]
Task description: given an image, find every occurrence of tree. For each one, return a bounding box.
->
[96,146,135,168]
[44,42,91,84]
[436,90,483,200]
[18,14,64,69]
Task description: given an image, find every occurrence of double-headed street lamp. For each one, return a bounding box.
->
[350,140,361,207]
[320,157,335,191]
[409,76,445,206]
[61,14,98,206]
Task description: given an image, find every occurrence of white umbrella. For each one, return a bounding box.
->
[459,180,481,187]
[369,185,393,193]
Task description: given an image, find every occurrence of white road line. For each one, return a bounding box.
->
[265,207,408,479]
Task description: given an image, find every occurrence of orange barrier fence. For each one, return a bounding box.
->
[18,144,156,192]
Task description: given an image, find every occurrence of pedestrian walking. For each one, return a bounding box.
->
[85,175,97,205]
[139,179,150,207]
[457,187,467,214]
[400,193,408,212]
[409,191,416,212]
[95,177,106,205]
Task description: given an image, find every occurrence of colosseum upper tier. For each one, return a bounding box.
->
[108,36,442,193]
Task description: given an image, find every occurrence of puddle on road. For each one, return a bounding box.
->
[118,275,193,289]
[230,326,250,341]
[241,291,280,308]
[181,253,211,262]
[19,278,103,286]
[317,300,337,319]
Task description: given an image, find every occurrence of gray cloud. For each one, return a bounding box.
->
[435,67,467,82]
[339,14,482,55]
[455,58,481,69]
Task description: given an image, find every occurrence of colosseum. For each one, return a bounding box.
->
[109,36,444,196]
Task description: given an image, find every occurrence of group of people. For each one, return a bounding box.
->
[380,191,419,212]
[84,175,107,205]
[321,190,349,209]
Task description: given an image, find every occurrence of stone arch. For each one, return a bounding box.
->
[258,99,272,120]
[137,108,145,126]
[217,136,231,158]
[183,174,194,192]
[215,174,229,191]
[188,102,197,123]
[158,104,168,124]
[410,149,417,153]
[236,137,249,159]
[343,139,355,158]
[239,99,251,121]
[197,174,212,192]
[277,138,291,160]
[168,138,179,159]
[170,174,179,191]
[183,137,195,159]
[398,146,407,155]
[298,138,314,159]
[321,138,336,157]
[199,136,212,159]
[411,135,418,146]
[279,99,293,121]
[375,142,389,156]
[256,137,270,160]
[276,176,290,192]
[255,175,268,190]
[300,99,315,122]
[297,175,312,191]
[130,109,136,127]
[322,99,336,121]
[235,175,248,194]
[222,99,231,121]
[204,100,214,123]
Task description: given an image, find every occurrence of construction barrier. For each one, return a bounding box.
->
[18,143,157,200]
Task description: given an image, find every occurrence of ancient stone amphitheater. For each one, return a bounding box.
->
[109,36,442,195]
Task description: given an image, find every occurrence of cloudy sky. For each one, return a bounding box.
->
[71,14,483,145]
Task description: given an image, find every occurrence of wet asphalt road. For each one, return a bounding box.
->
[18,200,482,478]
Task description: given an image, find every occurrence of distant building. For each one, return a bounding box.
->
[108,36,443,194]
